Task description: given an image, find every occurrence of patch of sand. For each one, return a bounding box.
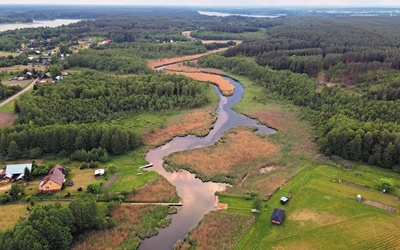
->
[0,112,17,127]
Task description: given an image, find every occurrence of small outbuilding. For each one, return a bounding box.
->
[280,196,289,205]
[271,208,285,225]
[356,194,362,201]
[94,169,105,177]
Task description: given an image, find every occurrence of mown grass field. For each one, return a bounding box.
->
[235,164,400,249]
[0,204,28,231]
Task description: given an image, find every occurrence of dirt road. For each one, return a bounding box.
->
[0,78,37,108]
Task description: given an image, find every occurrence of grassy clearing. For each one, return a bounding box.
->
[0,51,19,57]
[0,101,15,112]
[236,164,400,249]
[72,204,172,250]
[106,150,159,193]
[165,126,280,184]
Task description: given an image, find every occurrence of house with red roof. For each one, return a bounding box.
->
[38,165,66,192]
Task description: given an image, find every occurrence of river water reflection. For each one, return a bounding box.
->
[139,77,275,250]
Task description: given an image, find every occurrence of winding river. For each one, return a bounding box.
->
[139,77,276,250]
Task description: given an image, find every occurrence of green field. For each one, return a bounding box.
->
[233,164,400,249]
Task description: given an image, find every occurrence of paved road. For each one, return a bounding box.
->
[102,173,121,189]
[0,78,37,108]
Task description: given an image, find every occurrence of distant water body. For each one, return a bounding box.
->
[0,19,81,32]
[198,11,285,18]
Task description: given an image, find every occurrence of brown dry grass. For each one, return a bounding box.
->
[143,106,216,147]
[176,72,234,96]
[175,212,254,250]
[163,62,234,96]
[127,176,178,202]
[72,205,170,250]
[147,48,229,69]
[0,204,29,231]
[164,62,225,75]
[0,112,17,127]
[72,205,146,250]
[166,126,279,184]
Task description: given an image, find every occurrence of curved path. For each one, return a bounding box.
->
[0,78,37,108]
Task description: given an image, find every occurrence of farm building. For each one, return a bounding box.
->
[271,208,285,225]
[4,163,32,180]
[38,165,66,192]
[94,169,105,177]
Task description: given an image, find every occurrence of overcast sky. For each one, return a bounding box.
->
[3,0,400,6]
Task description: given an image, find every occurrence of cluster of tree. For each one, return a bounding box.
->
[0,123,142,160]
[70,147,111,163]
[0,199,114,250]
[199,54,400,170]
[0,83,22,101]
[0,54,30,67]
[114,41,208,59]
[204,41,236,50]
[66,48,151,74]
[224,16,400,82]
[15,71,211,126]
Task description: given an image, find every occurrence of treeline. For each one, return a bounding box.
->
[199,54,400,170]
[0,54,30,68]
[65,49,151,74]
[67,42,209,72]
[15,71,210,126]
[0,200,114,250]
[0,83,22,101]
[0,8,280,52]
[114,41,208,59]
[224,16,400,83]
[0,123,142,160]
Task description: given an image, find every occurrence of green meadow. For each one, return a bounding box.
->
[232,164,400,249]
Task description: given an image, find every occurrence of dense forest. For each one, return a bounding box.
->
[199,54,400,170]
[0,123,142,160]
[15,72,210,125]
[225,16,400,84]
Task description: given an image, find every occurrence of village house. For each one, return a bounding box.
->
[38,165,66,192]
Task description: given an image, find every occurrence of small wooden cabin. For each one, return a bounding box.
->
[271,208,285,225]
